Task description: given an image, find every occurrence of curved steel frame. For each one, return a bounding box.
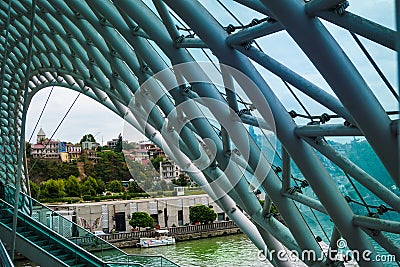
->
[0,1,398,266]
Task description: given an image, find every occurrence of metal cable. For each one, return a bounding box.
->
[350,32,400,101]
[282,79,314,122]
[28,86,54,143]
[215,0,264,52]
[247,125,328,250]
[158,9,326,254]
[342,171,372,214]
[28,92,81,172]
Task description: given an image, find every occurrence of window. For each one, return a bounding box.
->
[178,210,183,226]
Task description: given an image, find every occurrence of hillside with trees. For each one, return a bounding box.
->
[27,142,150,202]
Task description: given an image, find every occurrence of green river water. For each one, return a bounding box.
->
[123,234,271,267]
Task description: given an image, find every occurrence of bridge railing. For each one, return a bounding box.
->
[100,220,238,242]
[3,185,179,267]
[168,220,237,234]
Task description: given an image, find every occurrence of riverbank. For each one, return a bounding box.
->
[100,221,241,248]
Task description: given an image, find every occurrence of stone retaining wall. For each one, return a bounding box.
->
[109,227,242,248]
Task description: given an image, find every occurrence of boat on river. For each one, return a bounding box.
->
[138,229,176,248]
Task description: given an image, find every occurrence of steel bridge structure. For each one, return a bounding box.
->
[0,0,399,266]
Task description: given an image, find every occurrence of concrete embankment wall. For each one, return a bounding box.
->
[108,226,242,248]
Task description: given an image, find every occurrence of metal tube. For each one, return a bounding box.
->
[233,45,354,123]
[295,124,361,137]
[305,0,343,17]
[226,21,283,46]
[113,2,323,264]
[152,0,180,40]
[353,215,400,234]
[261,0,398,185]
[233,0,272,16]
[161,2,326,265]
[11,0,36,260]
[363,229,400,260]
[282,192,327,214]
[240,114,272,131]
[303,137,400,212]
[316,11,396,51]
[165,0,379,265]
[174,38,208,49]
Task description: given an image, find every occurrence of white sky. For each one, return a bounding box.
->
[25,0,397,145]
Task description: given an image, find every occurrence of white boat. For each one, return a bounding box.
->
[138,229,176,248]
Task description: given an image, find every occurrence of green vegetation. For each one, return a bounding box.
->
[80,134,96,143]
[344,140,393,187]
[189,204,217,224]
[28,160,79,183]
[91,150,131,182]
[150,155,165,171]
[172,174,190,187]
[27,143,155,202]
[39,179,65,198]
[114,133,123,153]
[259,199,278,214]
[129,211,154,229]
[82,176,99,196]
[107,180,123,193]
[65,175,82,197]
[127,180,144,194]
[29,180,40,199]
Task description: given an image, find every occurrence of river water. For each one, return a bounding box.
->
[123,234,271,267]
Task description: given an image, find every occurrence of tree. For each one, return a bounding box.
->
[150,155,165,172]
[96,179,106,195]
[114,133,123,153]
[107,180,123,193]
[172,174,189,186]
[160,180,168,191]
[82,176,98,196]
[65,175,81,197]
[28,160,79,183]
[80,134,96,144]
[129,212,154,229]
[93,151,131,182]
[29,180,40,199]
[40,179,65,198]
[189,204,217,224]
[127,180,143,193]
[25,142,31,158]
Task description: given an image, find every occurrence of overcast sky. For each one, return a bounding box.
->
[25,0,397,145]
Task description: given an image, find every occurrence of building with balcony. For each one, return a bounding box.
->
[49,194,225,233]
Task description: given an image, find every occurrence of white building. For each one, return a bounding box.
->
[49,194,226,233]
[81,140,99,151]
[160,159,184,181]
[30,128,60,160]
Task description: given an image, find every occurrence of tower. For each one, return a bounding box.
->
[37,127,46,143]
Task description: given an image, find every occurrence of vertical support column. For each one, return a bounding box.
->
[11,0,37,261]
